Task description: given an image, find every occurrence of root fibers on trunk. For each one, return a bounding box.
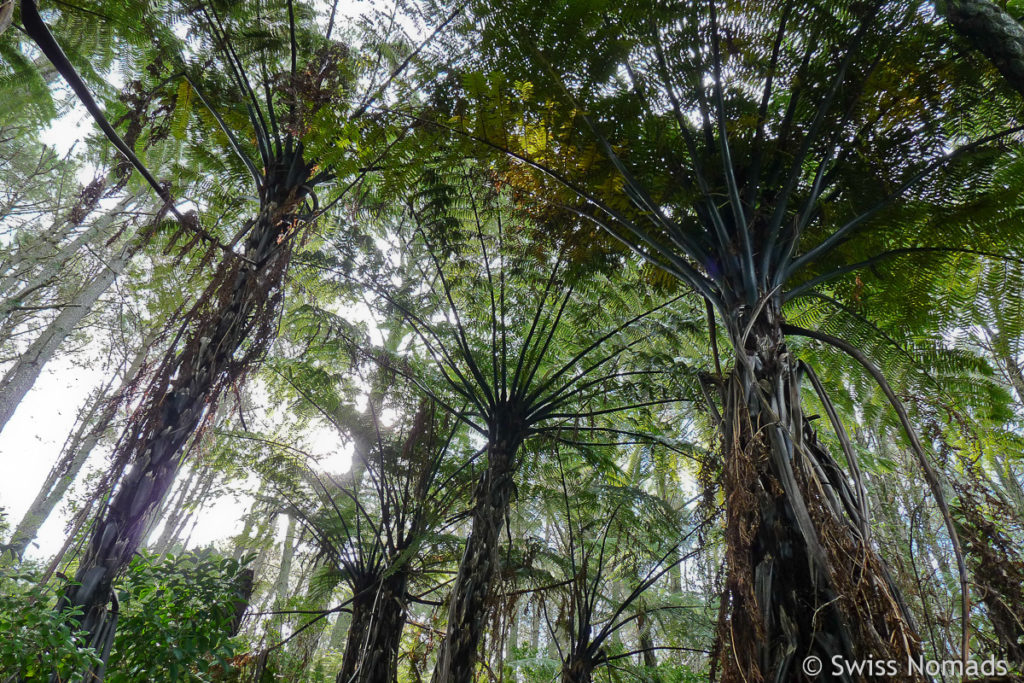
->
[717,313,923,682]
[431,419,523,683]
[56,150,314,659]
[337,572,410,683]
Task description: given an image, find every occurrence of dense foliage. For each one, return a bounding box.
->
[2,0,1024,681]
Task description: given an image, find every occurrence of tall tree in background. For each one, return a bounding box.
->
[427,0,1024,678]
[356,192,684,683]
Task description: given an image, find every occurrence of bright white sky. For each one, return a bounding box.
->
[0,0,405,561]
[0,352,353,560]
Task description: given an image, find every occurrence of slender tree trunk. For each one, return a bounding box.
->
[0,194,135,315]
[146,464,197,551]
[718,304,922,682]
[0,175,106,297]
[529,600,541,661]
[152,464,219,556]
[0,240,135,434]
[275,514,297,605]
[56,149,314,656]
[508,601,519,656]
[329,596,352,650]
[636,607,657,670]
[232,482,275,561]
[5,331,150,559]
[431,417,524,683]
[336,572,410,683]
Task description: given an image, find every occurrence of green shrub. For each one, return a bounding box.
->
[105,550,251,682]
[0,570,102,679]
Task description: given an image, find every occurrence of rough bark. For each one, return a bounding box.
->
[55,147,314,656]
[940,0,1024,97]
[336,572,410,683]
[431,413,525,683]
[717,303,922,682]
[956,488,1024,667]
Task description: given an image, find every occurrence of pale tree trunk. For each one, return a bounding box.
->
[276,514,297,606]
[0,235,137,434]
[636,605,657,670]
[232,483,278,561]
[149,463,218,556]
[0,194,136,316]
[5,332,150,559]
[246,513,281,617]
[529,601,540,653]
[0,175,108,297]
[508,601,519,656]
[232,508,258,561]
[143,463,197,549]
[329,595,352,650]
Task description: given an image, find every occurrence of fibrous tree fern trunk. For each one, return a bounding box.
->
[55,147,314,660]
[336,572,410,683]
[954,485,1024,667]
[717,300,922,682]
[327,400,442,683]
[431,412,525,683]
[939,0,1024,97]
[560,654,596,683]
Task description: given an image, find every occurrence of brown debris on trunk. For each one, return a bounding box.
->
[717,306,923,682]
